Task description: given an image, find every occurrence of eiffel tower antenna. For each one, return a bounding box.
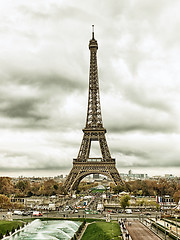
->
[64,27,123,192]
[92,24,94,39]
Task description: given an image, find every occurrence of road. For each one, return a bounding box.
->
[0,210,161,221]
[125,220,161,240]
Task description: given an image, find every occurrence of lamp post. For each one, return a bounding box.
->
[139,210,140,221]
[165,229,167,240]
[155,211,158,233]
[156,210,157,222]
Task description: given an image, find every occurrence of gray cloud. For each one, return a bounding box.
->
[9,72,86,91]
[0,0,179,177]
[19,3,93,22]
[116,149,149,160]
[0,98,42,120]
[107,119,176,134]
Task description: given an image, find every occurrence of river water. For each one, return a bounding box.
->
[9,219,81,240]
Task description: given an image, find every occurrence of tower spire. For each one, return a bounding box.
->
[87,25,101,129]
[92,24,94,39]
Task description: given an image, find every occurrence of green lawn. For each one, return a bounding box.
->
[81,221,122,240]
[90,189,105,194]
[0,220,24,238]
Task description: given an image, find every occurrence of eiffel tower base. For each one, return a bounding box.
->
[64,160,123,192]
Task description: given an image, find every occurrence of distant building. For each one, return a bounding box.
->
[93,174,99,179]
[120,170,148,181]
[54,175,63,179]
[164,174,174,179]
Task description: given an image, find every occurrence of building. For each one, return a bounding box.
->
[156,195,176,209]
[93,174,99,179]
[120,170,148,181]
[11,195,66,210]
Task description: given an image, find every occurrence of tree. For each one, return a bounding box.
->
[39,179,59,196]
[120,195,131,211]
[27,191,33,197]
[0,194,12,209]
[138,190,143,196]
[31,182,41,196]
[54,184,58,191]
[135,199,144,207]
[167,187,175,197]
[16,180,31,195]
[113,185,124,194]
[0,177,15,195]
[173,190,180,203]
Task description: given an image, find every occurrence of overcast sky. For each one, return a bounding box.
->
[0,0,180,177]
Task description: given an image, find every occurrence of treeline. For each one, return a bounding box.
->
[112,179,180,203]
[0,177,179,203]
[0,177,65,197]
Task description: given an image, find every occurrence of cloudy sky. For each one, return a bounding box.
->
[0,0,180,177]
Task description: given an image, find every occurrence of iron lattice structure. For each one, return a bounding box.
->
[64,26,123,192]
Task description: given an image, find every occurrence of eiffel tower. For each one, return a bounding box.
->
[64,26,123,192]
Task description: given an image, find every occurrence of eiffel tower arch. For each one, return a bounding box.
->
[64,26,123,192]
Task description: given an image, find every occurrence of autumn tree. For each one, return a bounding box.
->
[31,182,41,196]
[15,180,31,197]
[135,199,144,207]
[40,179,59,196]
[173,190,180,203]
[0,194,12,209]
[16,180,31,195]
[113,185,124,194]
[0,177,15,195]
[124,179,177,197]
[120,195,131,211]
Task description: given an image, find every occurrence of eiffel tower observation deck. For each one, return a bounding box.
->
[64,26,123,192]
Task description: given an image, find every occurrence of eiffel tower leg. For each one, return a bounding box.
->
[72,177,82,190]
[107,167,124,185]
[64,163,85,192]
[64,167,79,192]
